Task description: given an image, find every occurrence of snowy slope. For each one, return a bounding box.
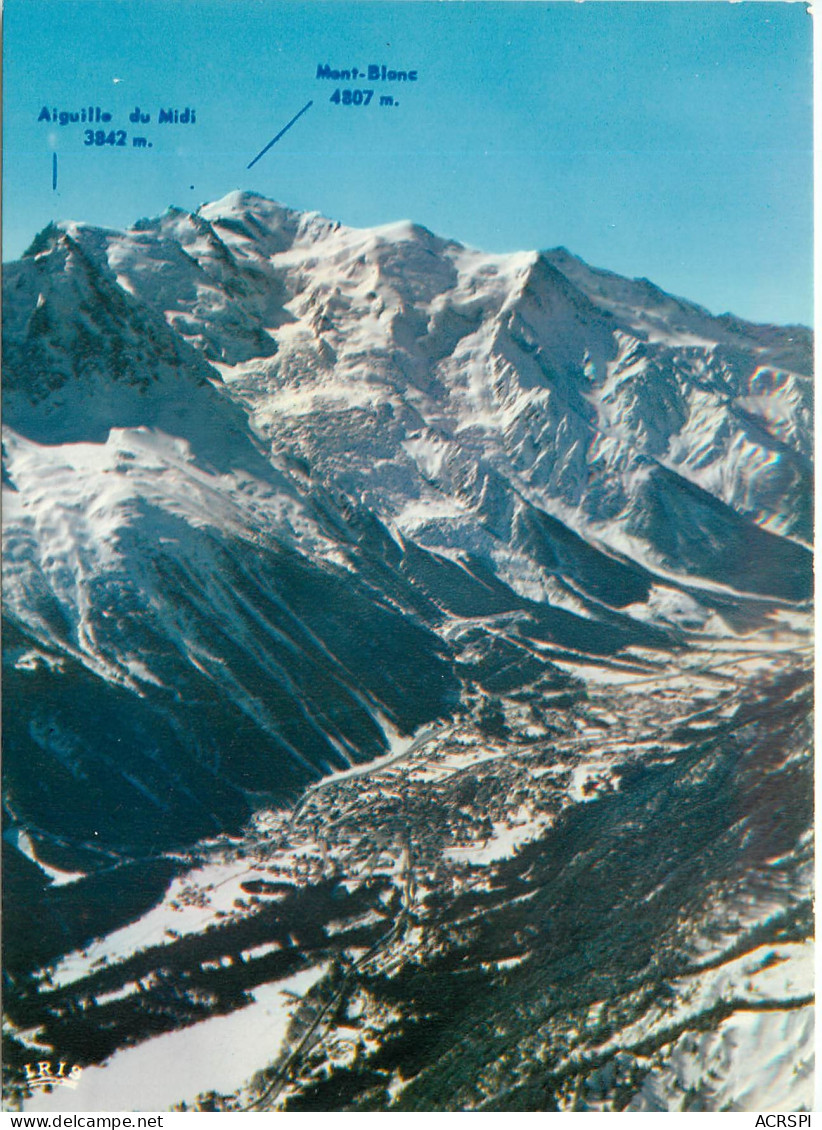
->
[98,192,812,589]
[2,191,811,862]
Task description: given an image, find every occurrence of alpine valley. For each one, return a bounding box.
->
[2,193,813,1112]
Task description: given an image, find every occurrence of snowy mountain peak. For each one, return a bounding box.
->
[2,192,812,1114]
[2,195,812,838]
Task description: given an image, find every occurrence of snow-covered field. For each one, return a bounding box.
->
[22,966,327,1113]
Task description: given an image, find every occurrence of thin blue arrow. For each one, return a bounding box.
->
[247,100,313,170]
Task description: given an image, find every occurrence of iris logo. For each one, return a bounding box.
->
[22,1061,83,1091]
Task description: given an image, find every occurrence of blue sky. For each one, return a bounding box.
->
[3,1,813,325]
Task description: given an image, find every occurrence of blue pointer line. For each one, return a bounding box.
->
[247,100,313,170]
[52,152,58,191]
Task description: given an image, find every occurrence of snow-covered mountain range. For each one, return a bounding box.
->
[2,192,813,1111]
